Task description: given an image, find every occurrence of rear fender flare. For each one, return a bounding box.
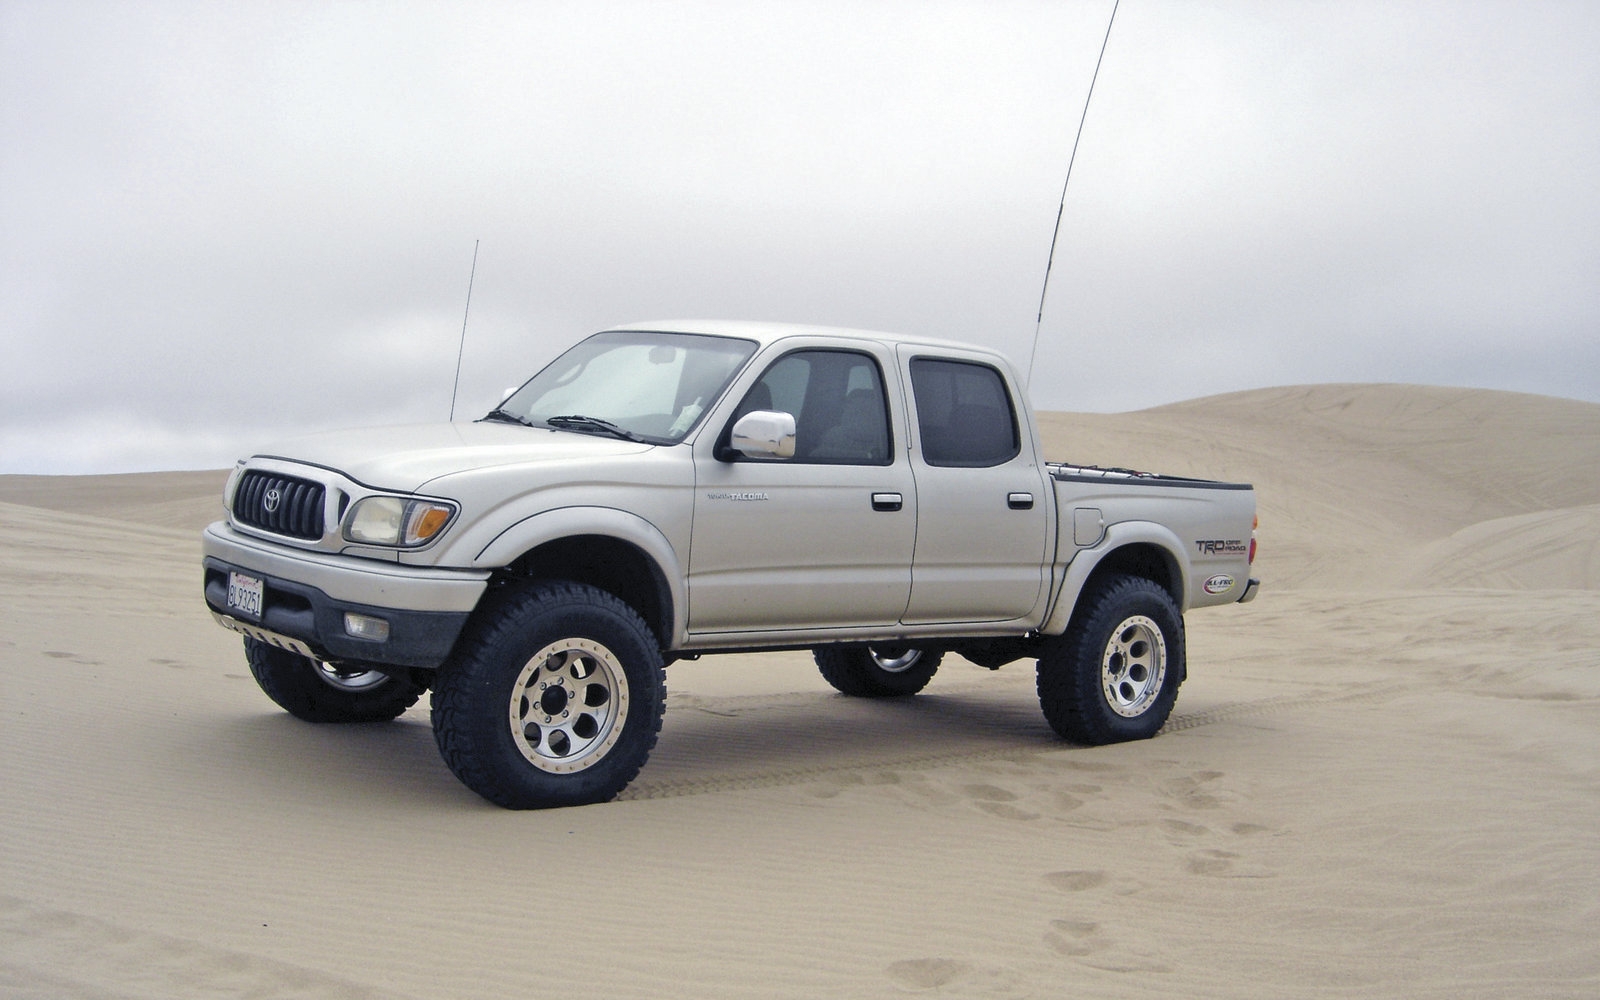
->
[1041,521,1192,635]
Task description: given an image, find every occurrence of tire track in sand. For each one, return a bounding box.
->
[618,678,1410,801]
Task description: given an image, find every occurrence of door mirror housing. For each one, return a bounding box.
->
[728,410,797,460]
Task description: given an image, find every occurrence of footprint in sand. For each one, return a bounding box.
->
[1043,869,1107,892]
[885,958,1026,995]
[1051,791,1087,812]
[960,783,1017,802]
[1048,783,1102,817]
[1161,770,1226,809]
[1044,918,1101,956]
[1043,918,1172,972]
[959,783,1041,821]
[1185,849,1239,875]
[1185,847,1275,878]
[886,957,970,990]
[43,650,99,665]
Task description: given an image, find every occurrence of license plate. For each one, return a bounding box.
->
[227,571,265,620]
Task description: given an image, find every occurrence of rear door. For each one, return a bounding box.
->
[898,348,1052,624]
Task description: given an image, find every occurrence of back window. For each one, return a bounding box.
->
[908,358,1020,467]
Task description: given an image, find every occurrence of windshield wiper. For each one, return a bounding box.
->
[481,407,535,427]
[544,414,648,443]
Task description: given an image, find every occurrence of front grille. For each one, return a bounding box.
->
[233,471,326,540]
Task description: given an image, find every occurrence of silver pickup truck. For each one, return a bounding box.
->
[203,321,1258,808]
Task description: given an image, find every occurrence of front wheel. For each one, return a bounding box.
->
[1036,575,1185,745]
[244,638,424,723]
[430,582,666,809]
[814,645,942,697]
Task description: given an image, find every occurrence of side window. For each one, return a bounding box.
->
[909,358,1020,468]
[727,350,892,465]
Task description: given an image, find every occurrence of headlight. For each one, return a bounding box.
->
[343,496,457,547]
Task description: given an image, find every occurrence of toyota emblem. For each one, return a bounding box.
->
[263,488,282,513]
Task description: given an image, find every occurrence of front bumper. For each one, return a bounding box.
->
[202,521,489,669]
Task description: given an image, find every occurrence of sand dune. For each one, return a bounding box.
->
[1389,504,1600,590]
[0,470,228,532]
[2,384,1597,998]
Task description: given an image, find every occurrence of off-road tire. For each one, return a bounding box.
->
[814,645,942,697]
[430,582,666,809]
[1036,575,1185,745]
[244,638,424,723]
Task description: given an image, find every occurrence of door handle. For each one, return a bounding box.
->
[1008,492,1034,510]
[872,492,904,512]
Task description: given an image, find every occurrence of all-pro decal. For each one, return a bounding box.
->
[1203,574,1235,595]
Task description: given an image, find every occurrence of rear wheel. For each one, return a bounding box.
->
[244,638,423,723]
[1036,575,1184,744]
[430,582,666,809]
[814,645,942,697]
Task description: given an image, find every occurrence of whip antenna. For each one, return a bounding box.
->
[449,239,480,420]
[1026,0,1119,389]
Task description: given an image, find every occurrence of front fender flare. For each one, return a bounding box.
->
[472,506,688,647]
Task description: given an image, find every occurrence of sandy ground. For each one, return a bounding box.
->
[2,383,1597,999]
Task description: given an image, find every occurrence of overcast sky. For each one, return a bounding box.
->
[3,0,1596,474]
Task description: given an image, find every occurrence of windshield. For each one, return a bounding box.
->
[494,331,758,444]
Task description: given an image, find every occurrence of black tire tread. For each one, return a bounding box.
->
[1036,574,1185,745]
[814,646,942,697]
[245,638,423,723]
[430,581,666,809]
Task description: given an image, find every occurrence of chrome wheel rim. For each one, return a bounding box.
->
[869,647,924,674]
[509,637,629,774]
[316,662,391,692]
[1101,615,1166,718]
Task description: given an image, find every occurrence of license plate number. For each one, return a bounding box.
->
[227,571,264,620]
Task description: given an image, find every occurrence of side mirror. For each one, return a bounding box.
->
[728,410,797,460]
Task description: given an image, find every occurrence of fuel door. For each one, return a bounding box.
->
[1073,507,1105,547]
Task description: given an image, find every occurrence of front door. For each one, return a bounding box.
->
[687,346,916,635]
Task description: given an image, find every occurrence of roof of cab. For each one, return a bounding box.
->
[604,319,1013,363]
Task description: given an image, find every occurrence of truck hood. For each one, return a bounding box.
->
[253,422,655,492]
